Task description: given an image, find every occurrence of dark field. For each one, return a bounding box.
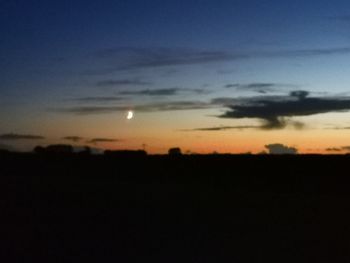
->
[1,153,350,262]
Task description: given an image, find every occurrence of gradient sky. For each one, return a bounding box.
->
[2,0,350,153]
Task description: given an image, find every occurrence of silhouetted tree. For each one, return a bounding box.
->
[34,145,74,154]
[34,146,46,154]
[46,145,74,154]
[104,150,147,157]
[168,147,182,156]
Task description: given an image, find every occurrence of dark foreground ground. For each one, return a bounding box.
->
[1,153,350,262]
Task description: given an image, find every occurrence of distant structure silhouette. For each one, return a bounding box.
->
[168,147,182,156]
[104,150,147,158]
[34,144,74,154]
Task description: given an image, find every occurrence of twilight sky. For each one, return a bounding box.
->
[2,0,350,153]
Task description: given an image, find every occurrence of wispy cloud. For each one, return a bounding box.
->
[180,125,259,131]
[96,79,151,87]
[53,101,213,115]
[94,47,242,72]
[327,126,350,130]
[215,90,350,129]
[55,106,128,115]
[326,146,350,152]
[70,97,124,103]
[62,136,84,142]
[119,88,180,96]
[0,133,45,140]
[88,46,350,73]
[224,83,297,94]
[118,88,207,96]
[88,138,120,144]
[225,83,277,94]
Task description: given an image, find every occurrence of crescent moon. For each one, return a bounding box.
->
[127,111,134,120]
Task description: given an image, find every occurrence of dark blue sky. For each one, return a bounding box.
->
[2,0,350,153]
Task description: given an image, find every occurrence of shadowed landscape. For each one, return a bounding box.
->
[2,151,350,262]
[4,0,350,261]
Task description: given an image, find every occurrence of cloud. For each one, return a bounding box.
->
[88,138,120,144]
[225,83,275,88]
[273,47,350,57]
[70,97,124,103]
[216,90,350,129]
[265,143,298,154]
[118,88,207,96]
[62,136,84,142]
[326,147,342,152]
[53,101,213,115]
[119,88,180,96]
[180,125,259,131]
[225,83,277,94]
[96,79,151,87]
[326,126,350,130]
[54,106,128,115]
[89,46,350,73]
[225,83,298,94]
[0,133,45,140]
[326,146,350,152]
[94,47,242,72]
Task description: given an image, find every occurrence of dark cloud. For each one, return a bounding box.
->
[342,146,350,151]
[225,83,275,89]
[119,88,180,96]
[326,147,342,152]
[181,125,259,131]
[290,90,309,100]
[96,79,151,87]
[225,83,277,94]
[216,90,350,129]
[62,136,84,142]
[0,133,45,140]
[326,126,350,130]
[326,146,350,152]
[135,101,212,111]
[225,83,298,94]
[71,97,124,103]
[88,138,120,144]
[90,46,350,73]
[119,88,207,96]
[274,47,350,57]
[94,47,242,72]
[53,101,213,115]
[265,144,298,154]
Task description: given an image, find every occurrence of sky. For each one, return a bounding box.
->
[2,0,350,153]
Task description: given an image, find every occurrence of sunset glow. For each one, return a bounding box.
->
[2,1,350,154]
